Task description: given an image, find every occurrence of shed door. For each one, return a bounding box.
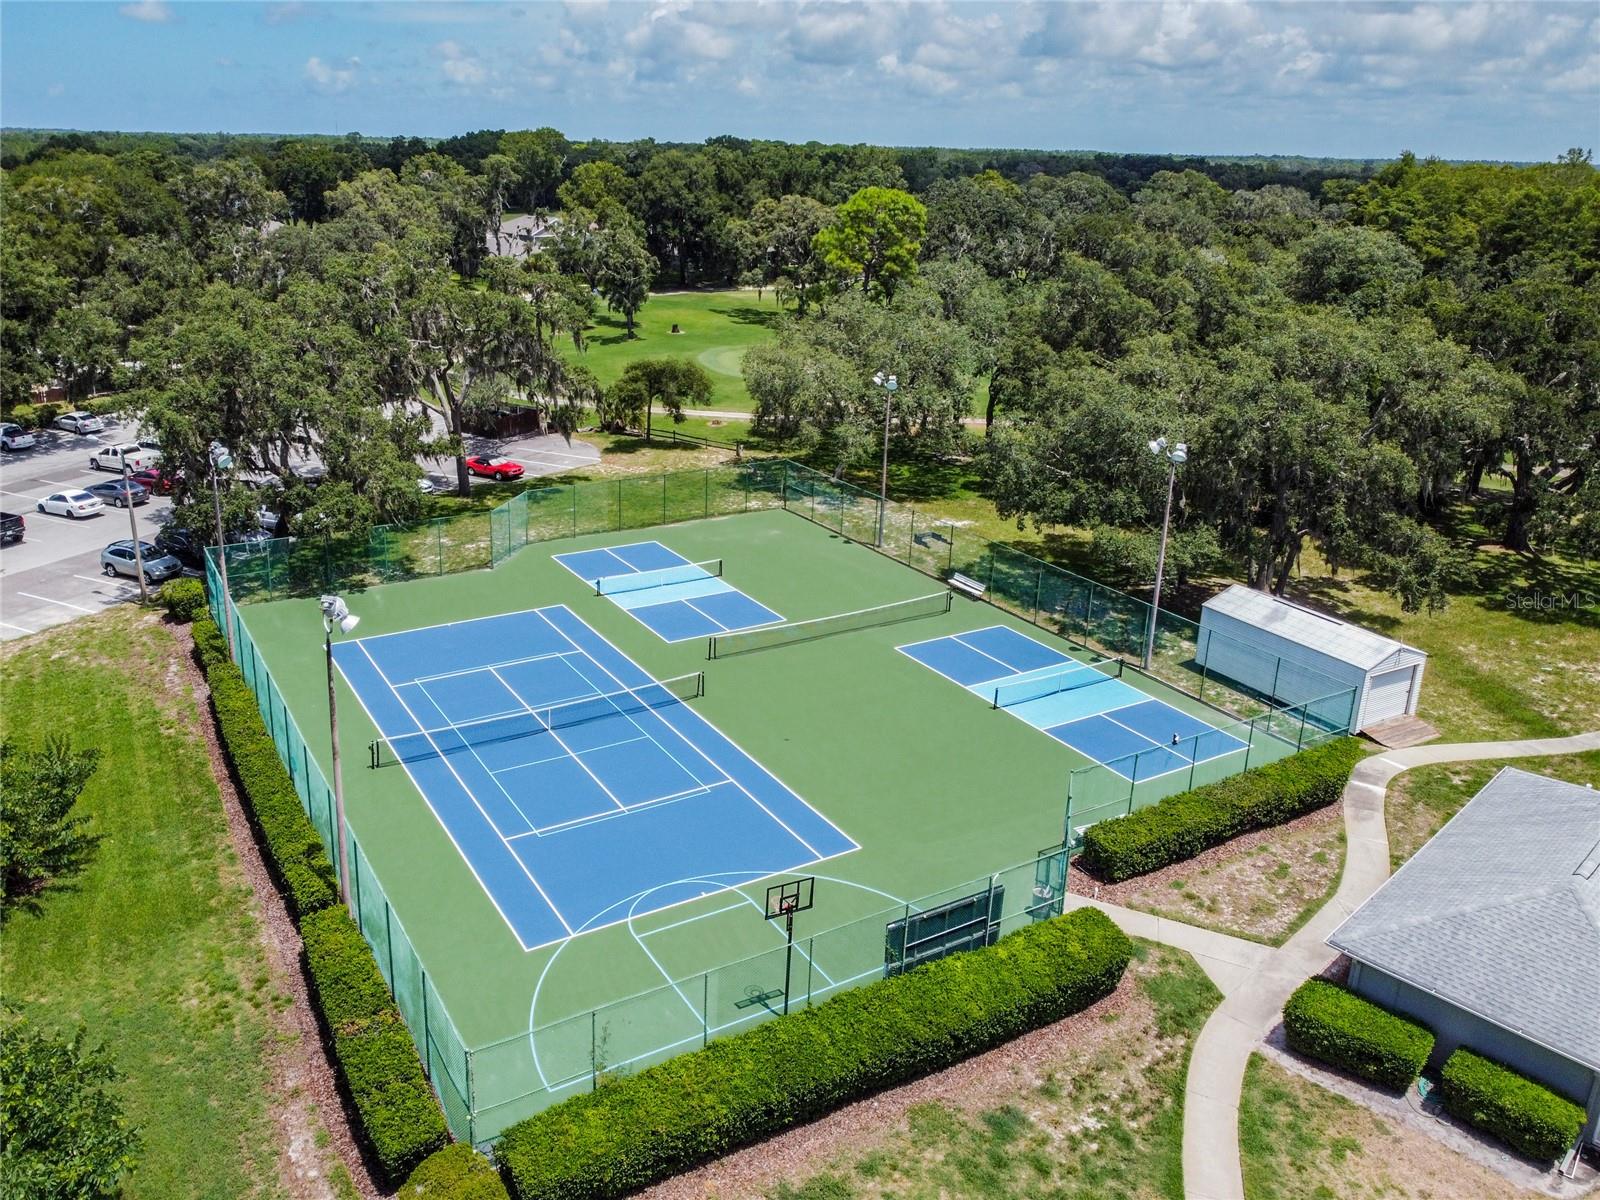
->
[1363,666,1416,726]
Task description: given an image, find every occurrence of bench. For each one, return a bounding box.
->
[949,572,987,599]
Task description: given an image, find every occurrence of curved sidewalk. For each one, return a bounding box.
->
[1180,729,1600,1200]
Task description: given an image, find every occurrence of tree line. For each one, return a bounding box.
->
[2,127,1595,611]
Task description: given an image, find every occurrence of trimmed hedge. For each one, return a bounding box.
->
[1081,736,1367,882]
[191,617,229,670]
[303,907,449,1183]
[194,618,450,1182]
[205,656,338,918]
[158,578,207,623]
[1282,979,1433,1091]
[497,907,1133,1200]
[402,1145,510,1199]
[1440,1048,1586,1162]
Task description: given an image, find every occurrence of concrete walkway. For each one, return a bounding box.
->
[1174,730,1600,1200]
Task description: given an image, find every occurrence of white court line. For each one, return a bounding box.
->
[489,665,630,818]
[490,732,651,778]
[361,642,577,939]
[528,781,715,837]
[411,673,550,836]
[16,592,96,612]
[545,606,848,860]
[636,899,747,936]
[411,649,581,686]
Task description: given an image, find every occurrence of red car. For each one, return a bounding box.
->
[464,455,523,481]
[130,466,183,496]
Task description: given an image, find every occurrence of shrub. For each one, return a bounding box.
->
[402,1145,509,1199]
[205,658,337,918]
[1440,1048,1586,1162]
[158,578,207,624]
[1282,979,1433,1091]
[498,907,1132,1200]
[1081,737,1367,882]
[303,907,449,1184]
[191,617,229,670]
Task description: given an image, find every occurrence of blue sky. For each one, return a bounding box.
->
[2,2,1595,161]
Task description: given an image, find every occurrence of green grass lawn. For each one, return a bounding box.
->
[763,941,1218,1200]
[561,289,784,409]
[1384,750,1600,869]
[0,610,331,1199]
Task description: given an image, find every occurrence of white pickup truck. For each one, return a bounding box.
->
[88,442,161,473]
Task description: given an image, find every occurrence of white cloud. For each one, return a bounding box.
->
[263,3,309,26]
[304,55,359,93]
[437,40,489,86]
[119,1,174,24]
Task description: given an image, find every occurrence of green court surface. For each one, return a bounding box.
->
[238,506,1295,1139]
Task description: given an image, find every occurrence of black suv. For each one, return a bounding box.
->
[154,525,269,571]
[0,511,23,546]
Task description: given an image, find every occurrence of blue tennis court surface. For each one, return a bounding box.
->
[333,606,855,951]
[553,541,783,642]
[898,625,1248,782]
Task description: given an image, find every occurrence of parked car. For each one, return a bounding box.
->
[0,423,36,451]
[54,411,107,435]
[100,540,183,584]
[0,512,23,545]
[89,442,158,473]
[129,466,182,496]
[154,526,268,572]
[85,478,150,507]
[465,455,524,481]
[36,491,104,519]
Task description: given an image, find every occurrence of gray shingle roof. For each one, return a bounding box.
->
[1328,767,1600,1071]
[1203,585,1425,671]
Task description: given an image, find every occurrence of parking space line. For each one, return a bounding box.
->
[16,592,97,613]
[0,620,35,634]
[71,574,138,591]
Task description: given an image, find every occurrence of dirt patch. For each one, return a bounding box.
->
[1245,1046,1598,1200]
[634,946,1200,1200]
[171,621,381,1200]
[1070,802,1345,944]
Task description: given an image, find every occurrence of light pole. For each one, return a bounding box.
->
[320,594,360,910]
[872,370,898,546]
[1144,437,1188,670]
[208,442,236,661]
[122,464,148,603]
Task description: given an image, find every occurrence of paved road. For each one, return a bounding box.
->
[0,422,179,641]
[2,427,599,643]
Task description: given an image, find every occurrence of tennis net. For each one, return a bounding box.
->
[991,658,1123,709]
[370,672,705,768]
[708,591,953,659]
[595,558,722,596]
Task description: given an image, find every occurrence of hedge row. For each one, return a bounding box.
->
[193,616,450,1184]
[203,649,339,918]
[1282,979,1434,1091]
[1080,736,1367,882]
[497,907,1133,1200]
[402,1144,510,1199]
[303,907,450,1181]
[158,578,208,624]
[1441,1048,1586,1163]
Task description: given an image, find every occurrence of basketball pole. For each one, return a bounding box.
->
[782,906,795,1015]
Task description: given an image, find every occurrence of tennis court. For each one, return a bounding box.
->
[898,625,1249,781]
[553,540,783,642]
[224,475,1352,1141]
[332,604,855,951]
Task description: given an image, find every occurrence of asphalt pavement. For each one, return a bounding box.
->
[0,420,179,641]
[1,424,600,643]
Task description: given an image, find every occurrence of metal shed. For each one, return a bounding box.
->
[1196,584,1427,732]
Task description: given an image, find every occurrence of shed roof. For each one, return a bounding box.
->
[1202,585,1424,671]
[1328,767,1600,1072]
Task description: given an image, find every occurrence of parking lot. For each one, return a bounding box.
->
[0,421,181,641]
[1,422,600,643]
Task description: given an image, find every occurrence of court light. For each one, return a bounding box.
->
[320,594,360,635]
[208,440,233,472]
